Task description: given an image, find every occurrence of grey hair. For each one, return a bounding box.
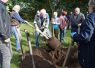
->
[12,5,20,11]
[88,0,95,12]
[88,0,95,7]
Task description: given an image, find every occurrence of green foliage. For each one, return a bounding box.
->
[7,0,89,20]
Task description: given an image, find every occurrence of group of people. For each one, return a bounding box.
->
[33,2,95,68]
[34,9,69,48]
[71,0,95,67]
[51,11,67,43]
[0,0,95,68]
[34,7,85,48]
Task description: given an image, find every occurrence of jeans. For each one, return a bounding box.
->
[35,31,40,48]
[0,42,12,68]
[60,26,67,43]
[35,28,52,48]
[16,28,22,41]
[11,26,21,51]
[60,29,65,42]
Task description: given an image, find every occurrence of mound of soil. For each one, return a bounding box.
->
[19,47,81,68]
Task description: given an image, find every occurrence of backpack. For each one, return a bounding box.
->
[59,16,67,30]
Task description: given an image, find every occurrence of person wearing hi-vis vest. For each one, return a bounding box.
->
[34,9,50,48]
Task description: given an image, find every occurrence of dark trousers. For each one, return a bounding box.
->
[54,29,59,39]
[60,29,65,42]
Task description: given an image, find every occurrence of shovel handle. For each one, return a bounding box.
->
[62,39,74,68]
[25,30,35,68]
[26,22,49,39]
[78,23,81,34]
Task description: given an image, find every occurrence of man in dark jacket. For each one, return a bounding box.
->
[0,0,12,68]
[70,7,85,32]
[71,0,95,68]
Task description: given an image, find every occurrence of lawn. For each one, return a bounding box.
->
[11,23,71,68]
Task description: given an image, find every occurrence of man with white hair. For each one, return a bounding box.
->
[70,7,85,47]
[34,9,50,48]
[0,0,12,68]
[71,0,95,68]
[70,7,85,33]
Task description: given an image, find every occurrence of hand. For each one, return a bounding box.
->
[42,31,46,36]
[4,38,10,43]
[45,25,48,28]
[71,32,76,37]
[35,27,40,32]
[78,23,81,27]
[42,31,49,39]
[25,20,28,23]
[40,27,44,30]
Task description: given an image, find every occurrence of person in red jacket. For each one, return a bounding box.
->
[59,14,67,43]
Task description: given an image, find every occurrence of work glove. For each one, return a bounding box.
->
[0,34,10,43]
[71,32,76,38]
[45,25,48,28]
[35,26,40,32]
[25,20,28,23]
[78,23,81,27]
[40,26,44,30]
[4,38,10,43]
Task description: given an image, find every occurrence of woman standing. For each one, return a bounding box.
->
[51,12,60,39]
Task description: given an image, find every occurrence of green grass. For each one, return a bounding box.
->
[11,23,71,68]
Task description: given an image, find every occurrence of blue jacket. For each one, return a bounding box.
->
[0,1,11,41]
[73,12,95,68]
[11,11,25,23]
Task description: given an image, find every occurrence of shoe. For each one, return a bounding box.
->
[17,49,21,53]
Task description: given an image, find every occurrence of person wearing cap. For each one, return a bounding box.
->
[34,9,50,48]
[0,0,12,68]
[71,0,95,68]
